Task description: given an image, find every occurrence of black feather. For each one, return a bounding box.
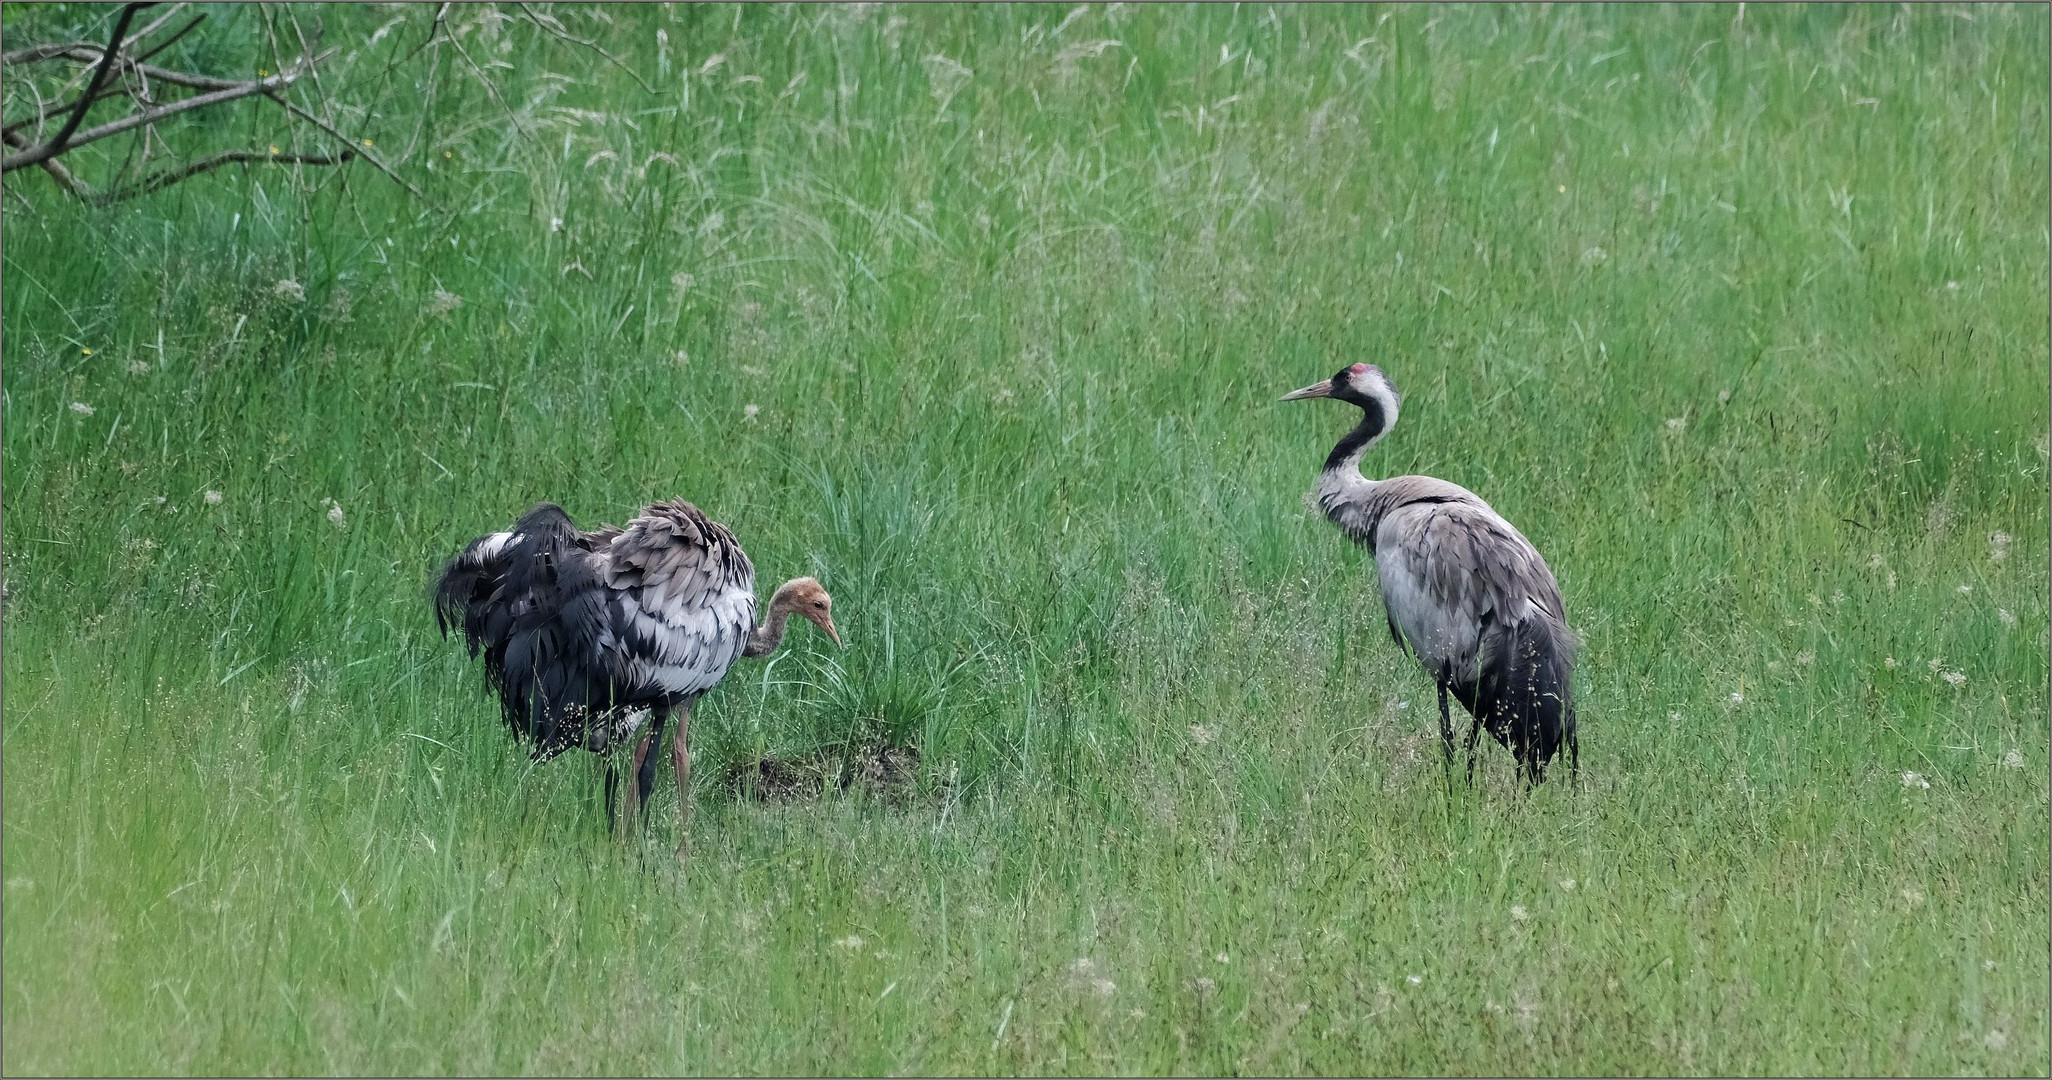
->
[1468,610,1576,782]
[432,503,623,759]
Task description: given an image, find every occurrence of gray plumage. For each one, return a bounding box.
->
[434,498,839,848]
[1286,364,1578,784]
[432,499,758,759]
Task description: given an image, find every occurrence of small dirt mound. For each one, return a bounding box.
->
[724,755,829,802]
[724,743,921,803]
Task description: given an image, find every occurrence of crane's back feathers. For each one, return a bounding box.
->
[433,500,757,759]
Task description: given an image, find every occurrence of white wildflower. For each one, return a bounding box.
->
[1900,771,1930,790]
[1189,724,1216,746]
[1945,280,1960,291]
[1956,584,1972,595]
[1928,657,1944,672]
[1900,886,1924,907]
[833,934,865,950]
[426,289,463,317]
[1989,530,2011,562]
[550,216,564,233]
[1984,959,1999,971]
[324,500,346,530]
[1986,1028,2009,1050]
[1509,905,1530,922]
[1729,691,1745,706]
[1193,976,1216,994]
[1579,245,1607,266]
[204,490,223,505]
[1998,608,2017,628]
[69,401,95,416]
[2001,748,2025,770]
[1940,669,1966,688]
[128,360,150,374]
[742,403,760,421]
[1884,657,1897,669]
[1664,416,1686,432]
[1795,650,1815,667]
[1559,878,1576,891]
[1406,974,1423,985]
[273,279,305,303]
[1214,952,1230,965]
[1717,389,1731,405]
[1090,977,1116,996]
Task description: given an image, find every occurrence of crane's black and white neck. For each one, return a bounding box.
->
[1281,362,1404,543]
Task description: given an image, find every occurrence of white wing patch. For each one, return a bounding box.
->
[474,531,516,559]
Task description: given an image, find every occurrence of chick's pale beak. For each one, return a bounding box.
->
[820,617,842,647]
[1279,379,1333,402]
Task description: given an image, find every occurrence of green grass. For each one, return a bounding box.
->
[3,3,2046,1073]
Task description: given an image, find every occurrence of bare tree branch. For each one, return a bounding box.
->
[93,147,356,204]
[2,9,442,210]
[118,3,192,51]
[43,4,148,156]
[0,6,187,65]
[263,92,440,210]
[2,19,207,141]
[1,128,95,198]
[515,3,655,94]
[2,62,317,173]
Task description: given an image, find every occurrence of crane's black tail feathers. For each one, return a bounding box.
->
[1475,610,1577,784]
[432,503,616,760]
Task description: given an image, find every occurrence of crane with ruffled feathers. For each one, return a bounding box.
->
[1283,363,1578,785]
[434,499,840,850]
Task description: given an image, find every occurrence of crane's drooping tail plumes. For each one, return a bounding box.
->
[1472,607,1578,783]
[433,502,618,759]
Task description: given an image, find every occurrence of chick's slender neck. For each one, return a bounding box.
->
[744,597,793,658]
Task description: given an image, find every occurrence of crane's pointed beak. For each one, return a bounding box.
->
[1279,378,1333,401]
[822,619,843,648]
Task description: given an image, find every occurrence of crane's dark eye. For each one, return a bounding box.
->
[812,600,826,610]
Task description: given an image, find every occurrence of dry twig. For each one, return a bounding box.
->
[0,5,437,207]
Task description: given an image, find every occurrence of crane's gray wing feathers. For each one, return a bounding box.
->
[598,500,757,706]
[432,499,757,759]
[1364,480,1576,779]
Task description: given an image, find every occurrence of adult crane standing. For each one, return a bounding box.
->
[434,499,841,851]
[1282,364,1578,786]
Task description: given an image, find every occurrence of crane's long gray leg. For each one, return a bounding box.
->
[614,707,666,839]
[1436,670,1456,785]
[1568,722,1580,793]
[634,706,669,825]
[671,698,695,860]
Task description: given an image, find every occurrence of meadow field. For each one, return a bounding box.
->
[2,3,2046,1074]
